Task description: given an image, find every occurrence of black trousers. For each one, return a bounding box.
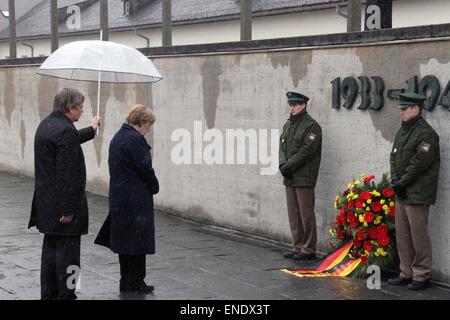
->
[119,254,146,290]
[41,234,81,300]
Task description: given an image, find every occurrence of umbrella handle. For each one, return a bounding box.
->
[96,30,103,136]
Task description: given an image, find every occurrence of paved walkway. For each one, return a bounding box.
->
[1,171,450,300]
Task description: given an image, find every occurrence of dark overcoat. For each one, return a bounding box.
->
[28,111,95,235]
[390,115,440,205]
[279,109,322,187]
[95,123,159,255]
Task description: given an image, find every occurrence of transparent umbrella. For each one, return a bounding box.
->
[37,39,162,132]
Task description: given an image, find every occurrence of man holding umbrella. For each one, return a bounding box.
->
[29,88,101,300]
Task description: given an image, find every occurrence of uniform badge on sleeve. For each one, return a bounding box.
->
[420,142,431,153]
[308,133,317,141]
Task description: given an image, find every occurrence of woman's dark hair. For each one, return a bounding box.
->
[53,88,85,113]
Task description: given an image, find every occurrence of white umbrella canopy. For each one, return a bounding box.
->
[37,40,162,133]
[38,40,162,83]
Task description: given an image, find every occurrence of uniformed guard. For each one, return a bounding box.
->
[387,92,440,290]
[279,91,322,260]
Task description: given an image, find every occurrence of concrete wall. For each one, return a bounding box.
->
[1,36,450,283]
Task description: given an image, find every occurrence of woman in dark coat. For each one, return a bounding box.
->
[95,104,159,294]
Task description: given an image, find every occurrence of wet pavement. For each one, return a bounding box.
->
[1,171,450,300]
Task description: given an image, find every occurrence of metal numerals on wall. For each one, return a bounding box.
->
[331,77,384,110]
[387,76,448,112]
[331,75,450,112]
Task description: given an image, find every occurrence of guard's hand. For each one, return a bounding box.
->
[280,165,293,179]
[59,215,74,224]
[91,116,101,130]
[392,182,407,200]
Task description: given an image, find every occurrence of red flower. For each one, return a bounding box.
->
[364,175,375,183]
[363,240,373,252]
[336,215,344,226]
[353,239,363,248]
[337,229,345,241]
[340,207,347,217]
[356,228,367,240]
[382,187,395,198]
[388,206,396,217]
[371,201,382,212]
[350,220,359,229]
[348,200,355,209]
[360,255,368,265]
[377,224,389,235]
[355,198,365,209]
[361,191,372,201]
[368,227,379,239]
[364,212,374,223]
[378,234,390,247]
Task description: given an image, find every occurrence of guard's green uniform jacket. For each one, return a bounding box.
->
[279,109,322,187]
[390,115,440,205]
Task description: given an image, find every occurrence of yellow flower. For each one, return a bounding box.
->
[371,190,381,197]
[363,222,368,227]
[376,248,387,257]
[367,199,372,204]
[382,205,389,211]
[380,199,385,204]
[384,209,390,215]
[347,183,354,189]
[390,201,395,207]
[359,215,364,223]
[354,180,361,185]
[366,207,371,211]
[352,194,359,200]
[374,219,381,225]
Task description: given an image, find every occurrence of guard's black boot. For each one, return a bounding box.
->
[293,252,317,261]
[283,251,298,259]
[387,276,411,286]
[408,280,429,290]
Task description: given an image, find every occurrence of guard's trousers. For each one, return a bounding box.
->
[285,186,317,254]
[395,203,432,282]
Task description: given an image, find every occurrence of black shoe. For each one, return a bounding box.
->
[283,251,299,259]
[135,284,155,294]
[293,252,317,261]
[387,276,411,286]
[120,284,155,294]
[408,280,429,291]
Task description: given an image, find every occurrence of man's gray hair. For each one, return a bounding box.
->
[53,88,85,113]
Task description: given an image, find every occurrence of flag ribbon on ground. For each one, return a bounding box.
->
[281,241,361,277]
